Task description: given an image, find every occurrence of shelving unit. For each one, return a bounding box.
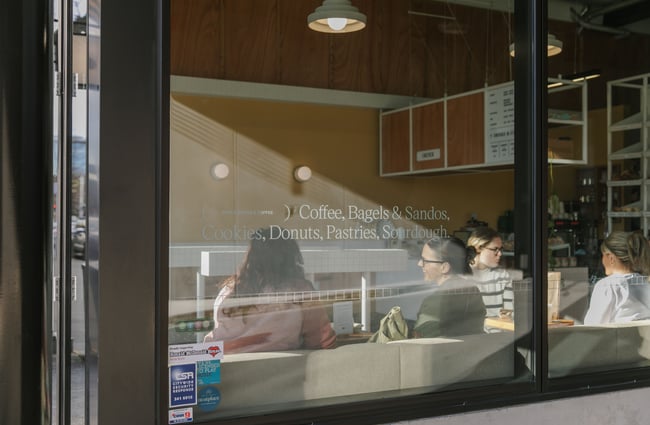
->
[547,78,588,165]
[572,167,606,274]
[606,73,650,235]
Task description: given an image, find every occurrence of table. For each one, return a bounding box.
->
[484,317,574,332]
[198,248,409,332]
[485,317,515,331]
[336,332,373,346]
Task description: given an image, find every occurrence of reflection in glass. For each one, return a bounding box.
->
[49,0,89,424]
[547,1,650,379]
[169,0,526,421]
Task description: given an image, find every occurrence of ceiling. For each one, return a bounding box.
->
[566,0,650,36]
[448,0,650,36]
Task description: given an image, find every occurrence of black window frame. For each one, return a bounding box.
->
[94,0,650,424]
[159,0,650,424]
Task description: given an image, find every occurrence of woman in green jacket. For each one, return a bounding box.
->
[414,236,487,338]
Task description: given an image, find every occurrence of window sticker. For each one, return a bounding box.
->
[170,363,197,407]
[201,205,450,243]
[168,341,224,365]
[173,318,213,333]
[197,359,221,385]
[168,407,193,424]
[197,387,221,412]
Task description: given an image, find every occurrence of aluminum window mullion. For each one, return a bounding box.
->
[513,0,548,394]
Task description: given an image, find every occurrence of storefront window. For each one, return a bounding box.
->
[167,0,530,421]
[545,5,650,379]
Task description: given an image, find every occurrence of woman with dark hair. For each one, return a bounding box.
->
[203,228,337,353]
[584,231,650,324]
[413,236,487,338]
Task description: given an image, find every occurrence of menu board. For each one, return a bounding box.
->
[485,83,515,164]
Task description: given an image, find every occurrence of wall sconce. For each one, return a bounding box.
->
[210,163,230,180]
[293,166,312,183]
[509,33,563,57]
[308,0,366,34]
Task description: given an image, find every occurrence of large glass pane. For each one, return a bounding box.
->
[168,0,530,421]
[546,2,650,378]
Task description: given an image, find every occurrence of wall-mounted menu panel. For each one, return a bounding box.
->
[412,101,444,171]
[485,83,515,164]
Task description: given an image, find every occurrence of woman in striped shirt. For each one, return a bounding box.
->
[467,227,514,318]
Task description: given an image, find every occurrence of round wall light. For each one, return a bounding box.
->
[293,166,312,183]
[210,163,230,180]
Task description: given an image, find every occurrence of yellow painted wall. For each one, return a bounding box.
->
[170,94,515,244]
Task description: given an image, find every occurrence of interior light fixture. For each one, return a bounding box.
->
[565,69,601,83]
[509,33,563,58]
[548,69,601,89]
[293,166,312,183]
[308,0,366,34]
[546,34,563,57]
[210,163,230,180]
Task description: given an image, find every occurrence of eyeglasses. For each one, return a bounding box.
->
[484,247,504,254]
[420,257,446,264]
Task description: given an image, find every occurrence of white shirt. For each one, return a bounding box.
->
[584,273,650,325]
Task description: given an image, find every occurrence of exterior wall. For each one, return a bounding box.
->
[0,1,49,424]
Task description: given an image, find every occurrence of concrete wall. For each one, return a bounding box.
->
[395,387,649,425]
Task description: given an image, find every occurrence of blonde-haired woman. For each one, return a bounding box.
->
[467,227,514,317]
[584,231,650,325]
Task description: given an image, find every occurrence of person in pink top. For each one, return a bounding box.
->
[203,227,337,353]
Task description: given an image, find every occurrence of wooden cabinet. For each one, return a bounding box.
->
[380,109,410,174]
[412,101,444,171]
[447,92,484,167]
[380,80,588,176]
[379,87,490,175]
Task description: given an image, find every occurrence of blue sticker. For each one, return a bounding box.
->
[170,363,197,407]
[198,387,221,412]
[197,360,221,385]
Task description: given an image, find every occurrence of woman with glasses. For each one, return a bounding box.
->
[467,227,514,318]
[584,231,650,325]
[413,236,486,338]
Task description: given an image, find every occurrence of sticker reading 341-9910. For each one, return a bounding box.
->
[170,363,197,408]
[168,341,224,365]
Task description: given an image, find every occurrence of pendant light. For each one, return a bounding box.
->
[509,33,563,57]
[308,0,366,34]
